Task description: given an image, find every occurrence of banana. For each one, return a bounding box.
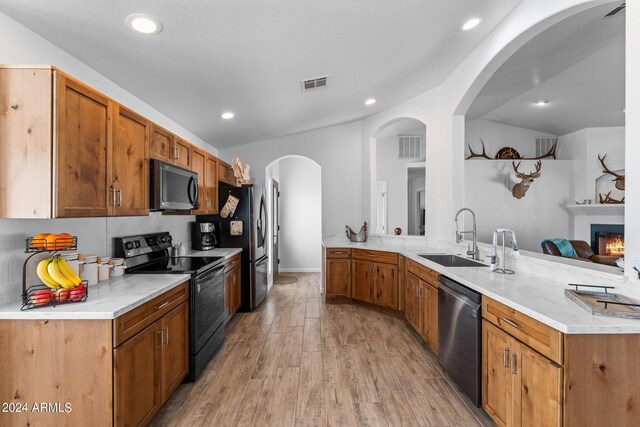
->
[57,257,82,285]
[36,258,60,289]
[47,258,75,289]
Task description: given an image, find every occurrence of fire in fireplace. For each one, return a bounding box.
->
[599,233,624,256]
[591,224,624,256]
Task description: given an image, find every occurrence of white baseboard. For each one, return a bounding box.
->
[278,268,321,273]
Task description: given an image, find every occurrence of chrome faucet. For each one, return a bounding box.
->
[491,229,520,274]
[454,208,480,261]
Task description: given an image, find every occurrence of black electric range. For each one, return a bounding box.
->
[115,232,226,381]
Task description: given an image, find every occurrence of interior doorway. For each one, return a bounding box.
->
[271,179,280,278]
[375,180,388,234]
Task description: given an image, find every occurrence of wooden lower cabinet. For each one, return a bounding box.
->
[114,321,163,427]
[326,258,351,298]
[0,282,189,427]
[224,253,242,319]
[405,271,438,352]
[482,319,562,427]
[373,262,398,308]
[351,259,374,303]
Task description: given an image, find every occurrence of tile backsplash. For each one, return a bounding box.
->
[0,213,194,305]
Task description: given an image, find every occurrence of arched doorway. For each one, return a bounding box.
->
[370,117,427,237]
[265,156,322,288]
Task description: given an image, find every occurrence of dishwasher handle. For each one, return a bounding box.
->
[439,281,481,311]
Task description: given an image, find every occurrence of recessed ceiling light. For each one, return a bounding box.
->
[535,100,550,106]
[364,98,377,106]
[125,14,162,35]
[462,18,482,31]
[221,112,235,119]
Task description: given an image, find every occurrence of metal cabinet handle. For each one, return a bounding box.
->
[503,348,510,368]
[501,318,520,329]
[117,189,123,207]
[156,301,169,310]
[164,327,169,346]
[110,188,116,207]
[510,353,517,375]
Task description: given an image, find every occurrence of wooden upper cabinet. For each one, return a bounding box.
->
[190,147,206,214]
[0,67,53,218]
[150,124,174,162]
[205,155,218,214]
[55,72,111,217]
[218,159,239,186]
[174,138,191,168]
[112,104,149,216]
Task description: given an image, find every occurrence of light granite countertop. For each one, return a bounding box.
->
[324,236,640,334]
[0,248,243,320]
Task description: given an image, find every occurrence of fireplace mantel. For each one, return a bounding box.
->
[566,204,625,216]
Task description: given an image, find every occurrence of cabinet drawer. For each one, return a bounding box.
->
[407,259,439,287]
[114,281,189,347]
[352,249,397,265]
[224,253,241,272]
[482,296,563,364]
[326,248,351,259]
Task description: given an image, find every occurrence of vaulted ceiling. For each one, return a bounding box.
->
[0,0,523,148]
[466,2,625,136]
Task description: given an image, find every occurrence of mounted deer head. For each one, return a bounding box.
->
[598,154,625,191]
[511,160,542,199]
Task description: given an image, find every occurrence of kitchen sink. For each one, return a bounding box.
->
[418,254,487,268]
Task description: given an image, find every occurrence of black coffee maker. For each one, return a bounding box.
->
[192,222,217,250]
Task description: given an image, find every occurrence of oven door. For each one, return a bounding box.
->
[190,264,225,354]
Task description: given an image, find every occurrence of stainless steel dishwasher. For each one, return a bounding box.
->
[438,275,482,407]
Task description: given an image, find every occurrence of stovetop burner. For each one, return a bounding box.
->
[128,256,224,275]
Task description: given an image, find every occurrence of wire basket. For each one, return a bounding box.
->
[26,235,77,252]
[20,282,88,311]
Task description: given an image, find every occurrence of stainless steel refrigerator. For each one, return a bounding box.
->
[198,183,268,311]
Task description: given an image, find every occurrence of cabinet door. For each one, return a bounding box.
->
[351,259,373,303]
[0,68,53,218]
[405,273,420,330]
[55,73,111,217]
[174,138,191,168]
[514,342,562,427]
[150,124,173,162]
[326,258,351,298]
[373,262,397,309]
[190,147,206,214]
[205,155,218,213]
[114,322,162,427]
[224,266,231,321]
[230,265,242,315]
[112,104,149,216]
[482,320,514,427]
[422,283,438,351]
[160,302,189,401]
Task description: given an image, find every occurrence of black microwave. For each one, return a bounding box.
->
[150,159,198,210]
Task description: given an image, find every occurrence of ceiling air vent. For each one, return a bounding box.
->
[602,2,625,19]
[301,76,328,92]
[398,136,422,160]
[535,136,558,158]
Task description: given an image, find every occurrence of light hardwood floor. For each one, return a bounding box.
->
[151,273,494,427]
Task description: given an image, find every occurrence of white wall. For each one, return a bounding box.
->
[269,157,322,272]
[0,11,216,154]
[0,213,193,305]
[625,0,640,280]
[220,121,362,238]
[465,160,574,252]
[465,119,556,158]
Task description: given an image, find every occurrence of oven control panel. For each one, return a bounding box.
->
[115,232,173,259]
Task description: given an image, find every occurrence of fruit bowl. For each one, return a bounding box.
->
[20,282,88,311]
[26,234,77,252]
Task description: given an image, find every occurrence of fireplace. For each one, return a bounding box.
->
[590,224,624,256]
